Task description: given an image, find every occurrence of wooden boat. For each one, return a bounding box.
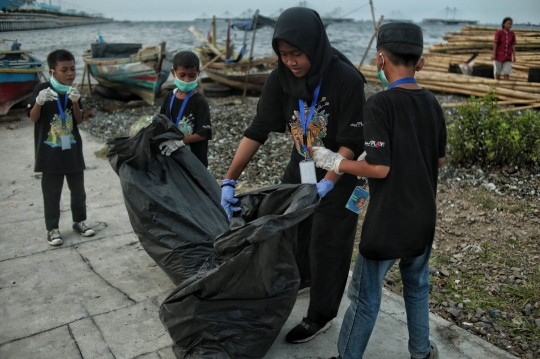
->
[0,40,44,115]
[189,11,278,95]
[82,42,172,105]
[204,56,277,92]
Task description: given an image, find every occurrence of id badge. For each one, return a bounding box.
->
[299,160,317,184]
[60,135,71,150]
[345,186,369,214]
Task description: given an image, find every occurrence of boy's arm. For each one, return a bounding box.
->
[29,103,41,123]
[438,157,445,168]
[72,100,83,124]
[183,133,206,144]
[338,158,390,178]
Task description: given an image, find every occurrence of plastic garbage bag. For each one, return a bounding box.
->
[107,115,229,285]
[160,184,319,359]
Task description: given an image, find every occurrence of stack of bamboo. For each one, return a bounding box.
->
[360,25,540,111]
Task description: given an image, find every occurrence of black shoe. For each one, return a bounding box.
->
[47,228,63,246]
[412,341,439,359]
[72,222,95,237]
[285,317,331,343]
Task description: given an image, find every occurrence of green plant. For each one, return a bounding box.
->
[447,89,540,167]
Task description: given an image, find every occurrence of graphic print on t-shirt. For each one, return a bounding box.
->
[177,113,194,150]
[44,109,76,148]
[289,97,329,158]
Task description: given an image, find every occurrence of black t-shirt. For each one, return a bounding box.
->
[359,88,447,260]
[29,82,86,174]
[160,90,212,167]
[244,58,366,214]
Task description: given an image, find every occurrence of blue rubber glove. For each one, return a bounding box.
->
[221,179,241,220]
[316,179,334,198]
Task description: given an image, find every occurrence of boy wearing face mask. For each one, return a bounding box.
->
[28,49,95,246]
[158,51,212,167]
[312,23,446,359]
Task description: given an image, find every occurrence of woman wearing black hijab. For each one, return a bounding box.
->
[221,7,366,343]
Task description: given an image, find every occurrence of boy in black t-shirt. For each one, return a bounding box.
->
[159,51,212,167]
[313,23,446,359]
[28,49,95,246]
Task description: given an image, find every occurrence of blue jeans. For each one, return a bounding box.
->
[337,244,432,359]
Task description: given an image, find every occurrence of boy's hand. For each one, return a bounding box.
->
[68,87,80,102]
[159,140,185,156]
[312,146,344,175]
[36,88,58,105]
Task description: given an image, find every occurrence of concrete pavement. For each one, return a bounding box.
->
[0,116,516,359]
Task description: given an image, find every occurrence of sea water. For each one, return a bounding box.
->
[2,20,491,83]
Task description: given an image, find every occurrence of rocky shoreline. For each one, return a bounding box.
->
[79,82,539,359]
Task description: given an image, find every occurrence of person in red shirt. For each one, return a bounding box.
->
[491,17,516,81]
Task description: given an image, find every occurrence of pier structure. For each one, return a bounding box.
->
[0,12,112,32]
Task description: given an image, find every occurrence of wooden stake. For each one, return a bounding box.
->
[359,15,383,67]
[242,10,259,103]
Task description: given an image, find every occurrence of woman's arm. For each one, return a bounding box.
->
[224,137,261,180]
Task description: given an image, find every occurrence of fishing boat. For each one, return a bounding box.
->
[189,11,278,95]
[203,56,277,92]
[82,42,172,105]
[0,40,44,115]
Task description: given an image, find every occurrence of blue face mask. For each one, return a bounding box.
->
[376,54,390,88]
[50,74,71,93]
[174,72,198,93]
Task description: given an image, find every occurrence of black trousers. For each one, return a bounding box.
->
[41,172,87,231]
[296,208,358,325]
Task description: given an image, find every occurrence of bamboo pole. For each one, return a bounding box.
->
[359,15,384,67]
[242,10,259,103]
[200,50,226,72]
[498,103,540,113]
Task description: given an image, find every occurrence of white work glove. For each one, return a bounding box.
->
[357,151,367,162]
[36,88,58,105]
[312,146,345,175]
[159,140,185,156]
[68,86,80,102]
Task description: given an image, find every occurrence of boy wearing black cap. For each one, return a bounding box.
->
[313,22,446,359]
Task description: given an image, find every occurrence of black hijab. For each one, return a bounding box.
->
[272,7,363,101]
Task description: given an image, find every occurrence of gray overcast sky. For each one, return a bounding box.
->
[69,0,539,24]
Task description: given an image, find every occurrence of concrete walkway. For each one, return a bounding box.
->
[0,116,516,359]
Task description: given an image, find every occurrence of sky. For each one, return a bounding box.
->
[58,0,539,24]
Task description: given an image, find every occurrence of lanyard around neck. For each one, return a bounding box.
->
[169,89,194,127]
[298,77,323,154]
[54,91,69,130]
[387,77,417,90]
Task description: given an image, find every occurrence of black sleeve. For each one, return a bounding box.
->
[334,66,366,153]
[363,95,392,167]
[244,71,286,144]
[193,95,212,140]
[159,91,172,116]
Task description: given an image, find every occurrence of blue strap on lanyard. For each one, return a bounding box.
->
[169,89,194,127]
[387,77,416,90]
[298,77,323,154]
[55,92,69,130]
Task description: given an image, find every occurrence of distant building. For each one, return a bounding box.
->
[0,0,35,10]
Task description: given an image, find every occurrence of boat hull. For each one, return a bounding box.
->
[204,69,270,92]
[83,43,172,105]
[0,71,41,115]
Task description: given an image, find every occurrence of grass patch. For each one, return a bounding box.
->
[471,195,497,210]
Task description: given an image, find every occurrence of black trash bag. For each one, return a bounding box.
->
[160,184,319,359]
[107,115,229,285]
